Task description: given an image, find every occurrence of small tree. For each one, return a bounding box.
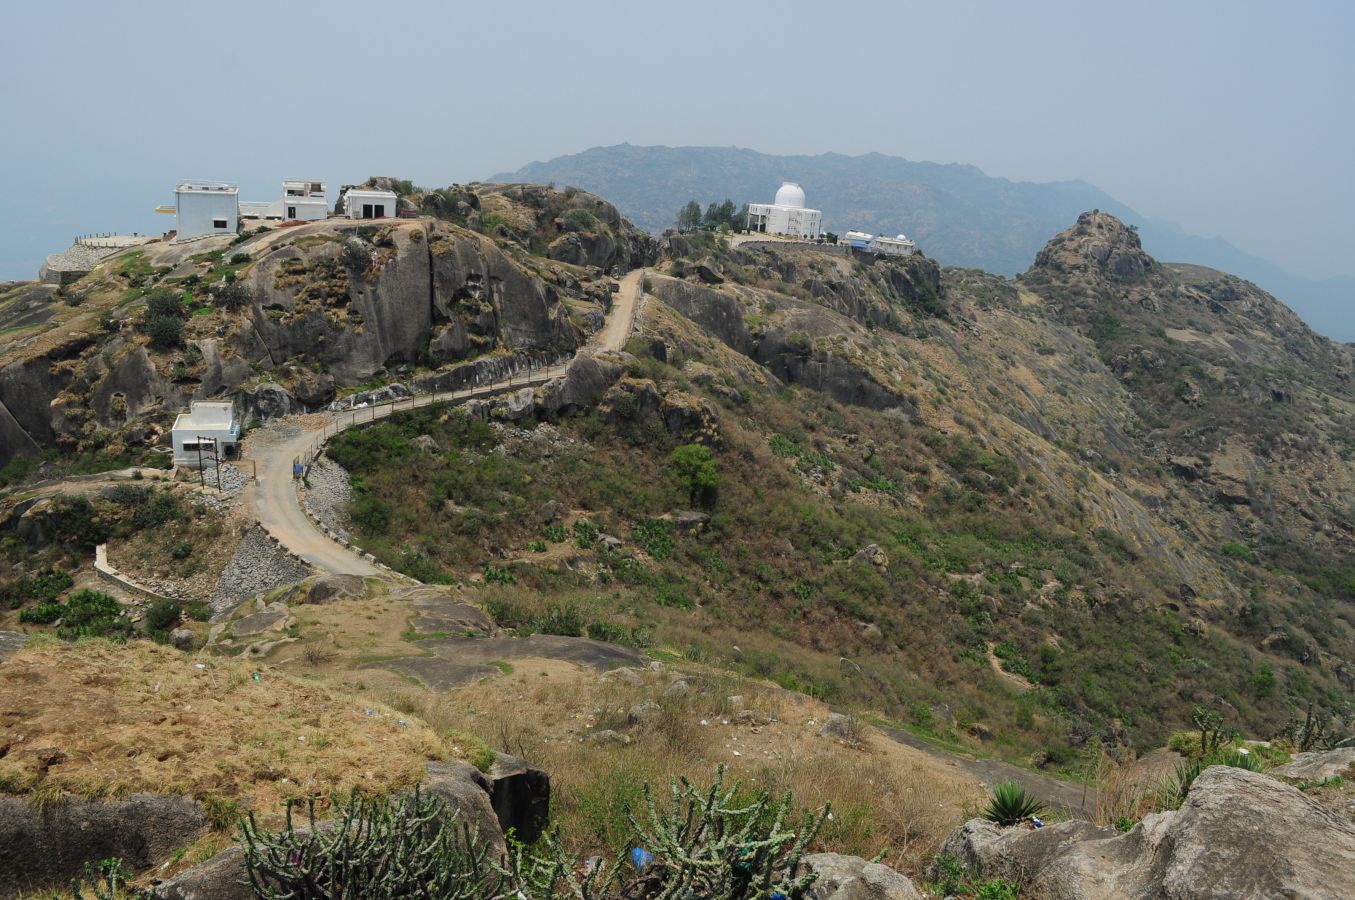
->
[677,200,703,232]
[670,443,719,508]
[144,314,183,350]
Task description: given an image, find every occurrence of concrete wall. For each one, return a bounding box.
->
[345,191,397,219]
[172,427,238,468]
[285,198,327,221]
[176,189,238,241]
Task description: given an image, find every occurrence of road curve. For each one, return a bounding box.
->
[243,269,645,575]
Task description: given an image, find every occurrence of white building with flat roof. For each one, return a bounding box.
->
[168,181,238,241]
[746,182,823,239]
[283,179,327,222]
[340,188,398,219]
[171,401,240,468]
[868,234,917,257]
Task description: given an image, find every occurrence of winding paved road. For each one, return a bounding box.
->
[243,268,645,575]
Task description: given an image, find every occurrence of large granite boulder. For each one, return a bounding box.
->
[488,754,551,844]
[537,353,624,414]
[931,766,1355,899]
[1273,747,1355,781]
[803,852,923,899]
[0,793,207,895]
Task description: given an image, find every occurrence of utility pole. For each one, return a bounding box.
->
[195,438,205,488]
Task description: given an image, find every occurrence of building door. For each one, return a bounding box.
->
[362,203,373,218]
[374,204,385,218]
[287,206,296,219]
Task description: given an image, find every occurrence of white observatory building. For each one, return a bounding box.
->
[746,182,823,239]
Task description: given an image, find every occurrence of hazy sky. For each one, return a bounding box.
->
[2,0,1351,285]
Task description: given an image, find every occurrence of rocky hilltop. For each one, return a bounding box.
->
[0,181,656,467]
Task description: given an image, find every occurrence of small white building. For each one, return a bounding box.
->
[842,230,873,250]
[341,188,398,220]
[746,182,823,239]
[283,179,327,222]
[171,401,240,468]
[168,181,239,241]
[868,234,917,257]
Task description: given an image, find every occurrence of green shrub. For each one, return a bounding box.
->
[634,517,674,560]
[170,541,193,560]
[982,782,1044,827]
[562,208,598,232]
[144,313,183,349]
[544,523,567,543]
[533,601,584,637]
[572,519,597,549]
[14,569,73,605]
[1220,541,1255,563]
[19,602,64,625]
[669,443,719,508]
[59,589,130,640]
[527,540,547,553]
[352,494,391,533]
[484,565,516,585]
[145,599,189,635]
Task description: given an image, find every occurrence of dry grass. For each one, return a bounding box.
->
[373,660,983,878]
[1090,749,1183,828]
[0,638,446,827]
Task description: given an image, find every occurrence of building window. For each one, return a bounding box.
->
[212,218,228,229]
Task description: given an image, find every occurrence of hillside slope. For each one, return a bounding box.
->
[311,214,1355,761]
[494,144,1355,339]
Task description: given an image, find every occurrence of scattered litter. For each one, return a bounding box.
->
[630,848,655,871]
[700,719,709,726]
[1031,816,1045,828]
[252,672,262,682]
[732,750,741,756]
[298,736,306,742]
[153,683,161,693]
[397,719,409,728]
[582,856,604,875]
[194,664,206,670]
[365,709,378,717]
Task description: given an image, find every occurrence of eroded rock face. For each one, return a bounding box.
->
[0,793,207,895]
[932,766,1355,899]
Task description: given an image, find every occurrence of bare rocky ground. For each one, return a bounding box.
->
[208,524,312,617]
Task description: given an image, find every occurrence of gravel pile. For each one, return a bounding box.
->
[304,455,353,543]
[201,462,247,497]
[209,525,312,616]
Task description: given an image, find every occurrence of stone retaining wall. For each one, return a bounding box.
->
[93,544,176,604]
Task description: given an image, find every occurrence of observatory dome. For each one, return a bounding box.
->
[774,182,806,209]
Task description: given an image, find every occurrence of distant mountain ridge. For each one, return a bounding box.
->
[492,144,1354,340]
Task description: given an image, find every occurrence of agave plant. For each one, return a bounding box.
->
[982,782,1045,827]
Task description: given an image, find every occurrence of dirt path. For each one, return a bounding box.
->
[243,268,644,575]
[244,364,570,575]
[590,268,644,352]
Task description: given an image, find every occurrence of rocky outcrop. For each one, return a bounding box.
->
[536,353,625,414]
[0,793,207,895]
[1032,211,1157,284]
[932,766,1355,899]
[1273,747,1355,781]
[295,573,367,605]
[803,853,923,899]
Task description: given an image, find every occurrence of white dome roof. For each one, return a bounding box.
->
[774,181,806,209]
